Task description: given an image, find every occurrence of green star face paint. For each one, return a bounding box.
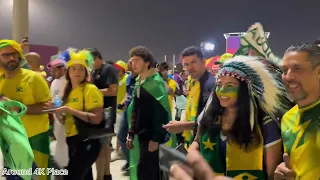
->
[215,85,239,99]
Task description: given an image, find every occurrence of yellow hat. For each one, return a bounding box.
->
[60,49,94,69]
[0,40,24,59]
[0,39,29,69]
[114,60,127,72]
[214,53,233,65]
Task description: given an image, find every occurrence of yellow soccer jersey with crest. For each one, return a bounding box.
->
[281,100,320,180]
[65,83,104,137]
[0,68,51,138]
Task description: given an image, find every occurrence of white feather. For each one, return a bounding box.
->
[225,56,283,116]
[250,99,254,131]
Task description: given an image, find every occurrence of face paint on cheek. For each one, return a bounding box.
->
[215,86,239,98]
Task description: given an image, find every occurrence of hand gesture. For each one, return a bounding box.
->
[53,106,69,114]
[162,120,185,134]
[43,101,54,110]
[183,90,189,96]
[274,153,296,180]
[148,140,159,152]
[170,150,233,180]
[126,136,134,149]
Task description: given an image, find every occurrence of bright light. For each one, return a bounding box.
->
[204,42,215,51]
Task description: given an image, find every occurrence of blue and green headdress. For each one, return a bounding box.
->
[214,23,291,130]
[217,55,290,130]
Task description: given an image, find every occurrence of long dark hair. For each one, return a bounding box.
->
[62,67,89,104]
[200,81,264,150]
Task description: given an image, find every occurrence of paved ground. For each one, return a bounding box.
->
[0,137,129,180]
[0,100,186,180]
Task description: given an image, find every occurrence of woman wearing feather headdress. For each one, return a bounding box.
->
[52,49,103,179]
[188,55,292,179]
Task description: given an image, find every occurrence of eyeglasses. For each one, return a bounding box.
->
[1,52,19,59]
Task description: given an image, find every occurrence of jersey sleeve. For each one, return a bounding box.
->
[262,116,282,148]
[84,84,104,111]
[168,79,177,93]
[32,73,52,103]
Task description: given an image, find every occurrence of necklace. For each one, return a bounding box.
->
[221,116,235,133]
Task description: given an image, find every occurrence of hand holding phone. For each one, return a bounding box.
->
[159,144,189,173]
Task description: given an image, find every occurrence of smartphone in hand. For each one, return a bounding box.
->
[159,144,189,173]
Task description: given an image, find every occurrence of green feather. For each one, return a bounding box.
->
[85,50,94,69]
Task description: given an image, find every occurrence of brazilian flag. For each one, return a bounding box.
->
[0,100,34,180]
[127,72,174,180]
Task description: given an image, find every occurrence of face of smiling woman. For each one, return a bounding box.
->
[215,75,240,108]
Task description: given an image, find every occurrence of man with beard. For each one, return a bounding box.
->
[163,46,215,147]
[0,40,52,180]
[274,42,320,179]
[89,48,118,180]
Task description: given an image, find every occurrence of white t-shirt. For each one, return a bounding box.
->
[50,75,67,99]
[50,75,69,167]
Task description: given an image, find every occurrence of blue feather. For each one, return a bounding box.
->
[58,50,71,62]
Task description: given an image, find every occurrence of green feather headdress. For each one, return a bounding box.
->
[216,23,291,130]
[217,56,291,131]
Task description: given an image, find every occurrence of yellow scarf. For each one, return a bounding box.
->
[200,125,264,179]
[183,78,200,145]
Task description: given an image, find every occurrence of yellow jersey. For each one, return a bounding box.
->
[117,74,128,105]
[65,83,104,137]
[281,100,320,179]
[0,68,52,137]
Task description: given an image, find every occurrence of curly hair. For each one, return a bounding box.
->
[129,46,156,69]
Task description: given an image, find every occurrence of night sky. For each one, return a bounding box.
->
[1,0,319,64]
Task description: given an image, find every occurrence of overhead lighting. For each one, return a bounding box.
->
[201,42,215,51]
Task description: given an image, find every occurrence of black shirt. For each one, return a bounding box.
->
[197,71,216,115]
[194,71,216,136]
[91,63,118,121]
[128,74,169,143]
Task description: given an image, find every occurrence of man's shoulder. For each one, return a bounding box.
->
[21,69,44,81]
[21,68,34,76]
[206,72,216,84]
[102,63,115,71]
[201,72,215,93]
[84,83,98,90]
[282,105,298,123]
[100,63,116,77]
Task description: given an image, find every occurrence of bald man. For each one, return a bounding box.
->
[25,52,47,77]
